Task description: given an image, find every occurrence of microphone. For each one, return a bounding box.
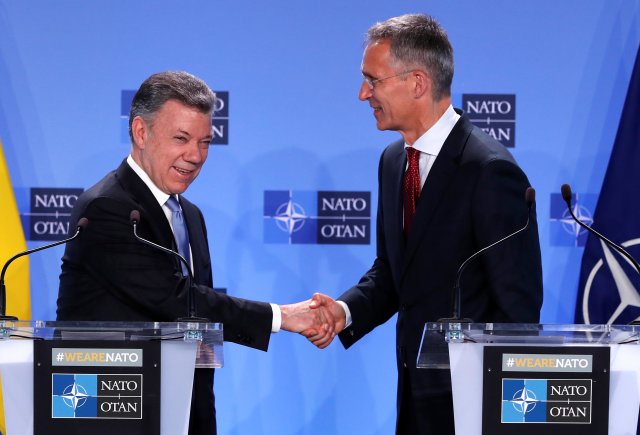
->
[0,217,88,321]
[561,184,640,275]
[129,210,206,322]
[438,187,536,323]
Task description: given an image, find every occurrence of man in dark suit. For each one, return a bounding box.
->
[57,71,333,435]
[306,14,543,434]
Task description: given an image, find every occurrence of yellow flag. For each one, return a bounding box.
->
[0,138,31,434]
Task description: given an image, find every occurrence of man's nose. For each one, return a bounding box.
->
[184,141,205,164]
[359,81,373,101]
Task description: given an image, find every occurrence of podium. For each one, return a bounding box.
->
[0,320,223,435]
[418,323,640,435]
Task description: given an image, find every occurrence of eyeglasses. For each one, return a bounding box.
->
[362,70,413,90]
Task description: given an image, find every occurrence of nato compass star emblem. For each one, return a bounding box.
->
[550,192,596,246]
[61,381,89,410]
[263,190,317,244]
[510,386,538,414]
[582,238,640,324]
[273,199,307,236]
[559,205,593,239]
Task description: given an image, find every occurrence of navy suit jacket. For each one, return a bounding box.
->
[57,159,272,434]
[338,113,543,429]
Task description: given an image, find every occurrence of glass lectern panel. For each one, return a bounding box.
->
[0,320,223,368]
[417,322,640,369]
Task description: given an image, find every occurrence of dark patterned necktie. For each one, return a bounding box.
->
[403,147,421,239]
[165,196,190,275]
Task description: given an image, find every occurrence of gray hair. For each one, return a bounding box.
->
[367,14,454,100]
[128,71,216,143]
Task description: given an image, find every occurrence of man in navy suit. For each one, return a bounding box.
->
[307,14,543,434]
[57,71,333,435]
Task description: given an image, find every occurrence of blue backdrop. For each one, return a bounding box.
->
[1,1,639,433]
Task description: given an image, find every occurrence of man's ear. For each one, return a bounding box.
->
[131,116,148,150]
[413,70,432,99]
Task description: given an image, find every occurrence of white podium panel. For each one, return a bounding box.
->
[0,321,222,435]
[418,323,640,435]
[449,343,640,435]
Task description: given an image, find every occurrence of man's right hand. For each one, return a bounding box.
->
[302,293,346,349]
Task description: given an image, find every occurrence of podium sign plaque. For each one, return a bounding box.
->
[482,345,610,434]
[34,340,161,434]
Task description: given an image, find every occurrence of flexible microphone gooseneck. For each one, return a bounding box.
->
[0,217,89,321]
[129,210,206,322]
[561,183,640,275]
[438,187,535,323]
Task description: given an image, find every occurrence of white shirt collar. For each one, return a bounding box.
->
[126,154,172,207]
[405,105,460,156]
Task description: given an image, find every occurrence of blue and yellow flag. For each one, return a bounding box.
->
[0,138,31,434]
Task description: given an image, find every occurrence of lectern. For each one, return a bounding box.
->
[418,323,640,435]
[0,320,222,435]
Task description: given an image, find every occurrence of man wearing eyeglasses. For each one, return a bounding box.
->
[305,13,543,434]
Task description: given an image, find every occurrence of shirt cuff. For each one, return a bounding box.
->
[336,301,352,328]
[270,303,282,333]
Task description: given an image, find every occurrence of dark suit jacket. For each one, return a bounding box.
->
[338,113,543,432]
[57,159,273,435]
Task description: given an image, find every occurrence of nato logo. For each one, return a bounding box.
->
[263,190,370,244]
[580,238,640,324]
[463,94,516,147]
[502,378,592,424]
[502,379,547,423]
[52,374,98,418]
[120,89,229,145]
[52,373,143,419]
[28,188,83,241]
[549,192,596,247]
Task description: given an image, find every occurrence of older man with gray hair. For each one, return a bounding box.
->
[58,71,335,435]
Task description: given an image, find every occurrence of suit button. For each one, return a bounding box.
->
[403,362,407,368]
[400,305,407,312]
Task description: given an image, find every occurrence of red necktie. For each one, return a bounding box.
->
[403,147,421,238]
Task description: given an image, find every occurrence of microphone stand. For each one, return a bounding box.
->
[561,184,640,326]
[437,187,535,323]
[0,218,88,321]
[130,211,208,323]
[561,184,640,274]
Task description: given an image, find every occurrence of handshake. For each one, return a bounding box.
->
[280,293,345,349]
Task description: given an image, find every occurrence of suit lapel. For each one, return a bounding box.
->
[403,116,473,274]
[382,142,407,287]
[115,160,175,251]
[389,142,407,247]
